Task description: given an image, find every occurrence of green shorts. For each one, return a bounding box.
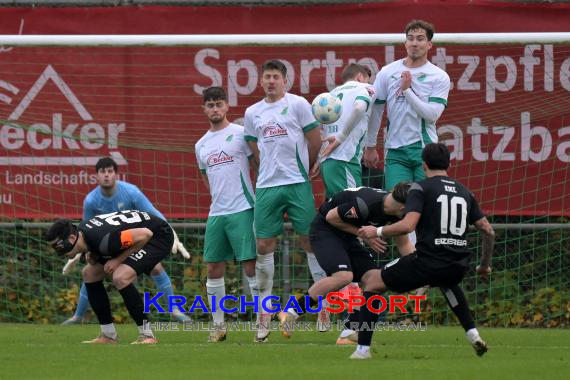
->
[321,159,362,199]
[255,182,315,237]
[204,208,256,263]
[384,141,425,190]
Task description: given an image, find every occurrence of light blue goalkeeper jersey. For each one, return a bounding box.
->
[83,180,166,221]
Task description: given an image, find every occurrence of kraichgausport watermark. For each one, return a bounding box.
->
[144,292,426,315]
[143,320,428,332]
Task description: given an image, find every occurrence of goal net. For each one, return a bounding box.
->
[0,34,568,326]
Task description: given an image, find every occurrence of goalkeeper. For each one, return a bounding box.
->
[61,157,191,324]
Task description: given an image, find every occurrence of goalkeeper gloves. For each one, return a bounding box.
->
[62,253,82,275]
[171,229,191,259]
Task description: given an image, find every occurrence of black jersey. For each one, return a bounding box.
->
[405,176,485,266]
[78,210,168,260]
[319,187,399,228]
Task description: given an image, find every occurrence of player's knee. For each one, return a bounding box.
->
[298,235,312,252]
[362,269,385,293]
[82,264,103,282]
[333,271,353,287]
[242,260,256,277]
[207,262,225,279]
[112,267,136,290]
[256,238,277,254]
[150,263,164,276]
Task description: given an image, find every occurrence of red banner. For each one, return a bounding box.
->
[0,3,569,218]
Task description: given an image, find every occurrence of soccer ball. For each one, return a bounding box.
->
[311,92,342,124]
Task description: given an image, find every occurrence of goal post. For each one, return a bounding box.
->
[0,33,568,326]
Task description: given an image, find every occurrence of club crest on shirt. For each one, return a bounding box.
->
[207,151,235,167]
[344,207,358,219]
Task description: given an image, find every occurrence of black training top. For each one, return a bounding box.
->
[405,176,485,266]
[78,210,166,259]
[319,186,399,228]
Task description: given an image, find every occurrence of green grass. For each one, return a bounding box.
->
[0,323,568,380]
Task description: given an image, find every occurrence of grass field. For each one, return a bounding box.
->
[1,323,568,380]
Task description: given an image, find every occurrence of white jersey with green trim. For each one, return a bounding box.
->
[195,123,255,216]
[244,92,320,188]
[322,80,377,164]
[374,59,450,149]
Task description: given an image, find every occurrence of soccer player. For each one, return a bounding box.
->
[355,143,495,359]
[195,87,258,343]
[320,63,376,198]
[318,63,377,342]
[366,19,450,248]
[278,183,415,342]
[61,157,190,324]
[244,60,326,342]
[46,210,173,344]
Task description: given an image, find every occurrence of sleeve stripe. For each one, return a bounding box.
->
[428,97,448,106]
[355,96,371,112]
[244,135,258,142]
[374,99,386,104]
[303,120,320,133]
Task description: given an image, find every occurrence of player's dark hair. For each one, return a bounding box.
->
[341,64,371,82]
[45,219,78,255]
[422,143,450,170]
[95,157,118,173]
[405,19,435,41]
[203,87,227,103]
[391,181,412,204]
[261,60,287,77]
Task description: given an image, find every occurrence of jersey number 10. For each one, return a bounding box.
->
[436,194,467,236]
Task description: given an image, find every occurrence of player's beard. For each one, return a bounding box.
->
[209,114,224,123]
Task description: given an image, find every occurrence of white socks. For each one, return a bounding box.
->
[256,253,275,301]
[207,277,226,325]
[246,274,259,298]
[101,323,117,340]
[306,252,329,312]
[356,344,370,352]
[256,253,274,322]
[138,323,154,337]
[306,252,326,282]
[466,328,481,344]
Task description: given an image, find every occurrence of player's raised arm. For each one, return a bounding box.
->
[402,86,446,124]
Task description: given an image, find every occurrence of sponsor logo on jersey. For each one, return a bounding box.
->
[262,123,288,139]
[206,151,234,167]
[344,207,358,219]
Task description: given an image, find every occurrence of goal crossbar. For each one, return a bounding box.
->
[0,33,569,47]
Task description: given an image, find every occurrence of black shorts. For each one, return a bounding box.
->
[310,215,379,282]
[381,252,468,293]
[99,223,173,276]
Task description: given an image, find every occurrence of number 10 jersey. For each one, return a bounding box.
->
[405,176,485,267]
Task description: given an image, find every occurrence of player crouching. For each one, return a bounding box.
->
[45,210,177,344]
